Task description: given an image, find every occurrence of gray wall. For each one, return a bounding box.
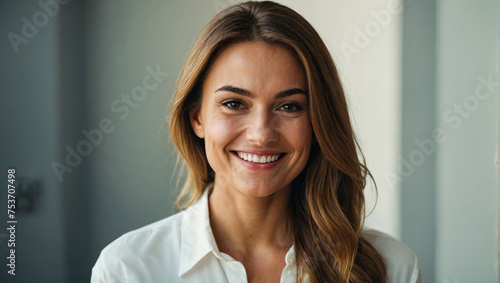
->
[83,0,217,257]
[402,0,499,282]
[0,1,67,282]
[401,0,437,281]
[435,0,499,282]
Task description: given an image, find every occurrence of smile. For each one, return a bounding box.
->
[235,152,283,164]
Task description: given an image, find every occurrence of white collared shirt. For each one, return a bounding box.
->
[91,191,423,282]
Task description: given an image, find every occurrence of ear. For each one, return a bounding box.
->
[189,108,204,138]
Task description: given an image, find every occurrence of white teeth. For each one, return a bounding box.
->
[236,152,281,164]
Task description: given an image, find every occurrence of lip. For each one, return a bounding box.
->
[231,150,286,171]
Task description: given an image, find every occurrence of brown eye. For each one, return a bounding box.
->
[222,100,245,110]
[278,103,301,112]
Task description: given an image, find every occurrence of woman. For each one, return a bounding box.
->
[92,1,422,282]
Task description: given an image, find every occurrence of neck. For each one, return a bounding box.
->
[208,181,293,257]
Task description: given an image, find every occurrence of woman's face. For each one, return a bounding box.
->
[190,41,312,198]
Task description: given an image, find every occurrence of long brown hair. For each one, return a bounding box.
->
[169,1,386,282]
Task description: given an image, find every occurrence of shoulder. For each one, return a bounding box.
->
[102,210,184,255]
[362,229,423,283]
[91,211,185,283]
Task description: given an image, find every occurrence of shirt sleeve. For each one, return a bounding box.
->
[413,260,424,283]
[91,253,109,283]
[90,250,135,283]
[91,252,121,283]
[362,229,424,283]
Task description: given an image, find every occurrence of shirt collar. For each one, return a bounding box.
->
[178,186,222,277]
[177,185,297,277]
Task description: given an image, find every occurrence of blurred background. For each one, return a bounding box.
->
[0,0,498,282]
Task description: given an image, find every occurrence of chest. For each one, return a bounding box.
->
[222,248,291,283]
[244,257,287,283]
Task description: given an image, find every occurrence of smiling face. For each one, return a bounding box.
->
[190,41,312,198]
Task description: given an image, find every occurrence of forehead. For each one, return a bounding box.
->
[202,41,306,93]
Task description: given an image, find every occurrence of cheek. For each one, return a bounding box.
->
[283,119,313,150]
[206,115,240,139]
[204,116,242,156]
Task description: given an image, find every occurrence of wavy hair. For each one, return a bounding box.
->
[169,1,386,282]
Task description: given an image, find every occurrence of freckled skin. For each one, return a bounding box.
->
[190,41,313,198]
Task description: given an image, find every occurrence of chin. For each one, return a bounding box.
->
[236,181,290,198]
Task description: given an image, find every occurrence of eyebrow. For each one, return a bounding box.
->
[215,85,307,99]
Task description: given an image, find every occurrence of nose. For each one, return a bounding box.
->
[246,110,278,146]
